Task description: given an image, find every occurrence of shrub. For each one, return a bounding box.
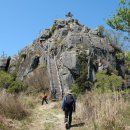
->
[95,72,123,92]
[75,52,88,91]
[107,64,118,75]
[125,52,130,71]
[0,91,28,120]
[127,52,130,59]
[116,52,125,60]
[0,70,27,93]
[0,70,13,89]
[70,83,80,97]
[11,71,17,80]
[7,80,27,93]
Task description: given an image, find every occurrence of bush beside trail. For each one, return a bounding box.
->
[0,91,28,120]
[75,91,130,130]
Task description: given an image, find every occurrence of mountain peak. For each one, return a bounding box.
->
[0,14,129,96]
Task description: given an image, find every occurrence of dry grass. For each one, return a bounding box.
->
[0,90,28,120]
[75,91,130,130]
[19,94,39,111]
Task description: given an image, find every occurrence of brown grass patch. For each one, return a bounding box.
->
[0,90,28,120]
[75,91,130,130]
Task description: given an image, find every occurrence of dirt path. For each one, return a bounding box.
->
[20,101,86,130]
[22,102,64,130]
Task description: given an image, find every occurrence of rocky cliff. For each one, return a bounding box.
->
[1,12,129,99]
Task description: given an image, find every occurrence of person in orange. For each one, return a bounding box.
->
[41,91,48,105]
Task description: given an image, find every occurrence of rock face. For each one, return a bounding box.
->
[0,56,11,71]
[57,50,80,92]
[4,12,129,98]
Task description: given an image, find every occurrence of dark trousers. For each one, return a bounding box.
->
[64,107,73,125]
[42,98,48,105]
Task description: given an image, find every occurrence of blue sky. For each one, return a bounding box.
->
[0,0,119,56]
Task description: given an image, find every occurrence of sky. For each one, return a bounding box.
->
[0,0,119,56]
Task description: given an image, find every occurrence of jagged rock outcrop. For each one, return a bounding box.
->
[3,12,129,99]
[0,56,11,71]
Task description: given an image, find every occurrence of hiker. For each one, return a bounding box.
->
[61,90,76,129]
[41,91,48,105]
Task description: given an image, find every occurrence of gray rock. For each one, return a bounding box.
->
[89,29,99,35]
[59,28,68,38]
[60,51,78,70]
[66,17,74,23]
[91,38,103,49]
[40,29,50,41]
[8,56,18,73]
[29,55,40,72]
[80,26,90,34]
[60,69,73,91]
[52,28,68,40]
[82,36,91,46]
[57,51,80,90]
[70,24,80,33]
[55,19,66,29]
[39,55,47,65]
[63,32,82,49]
[0,57,8,70]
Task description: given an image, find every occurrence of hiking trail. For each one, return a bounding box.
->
[21,101,85,130]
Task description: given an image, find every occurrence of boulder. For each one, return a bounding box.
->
[0,57,8,70]
[8,55,19,74]
[40,29,50,41]
[57,51,80,89]
[80,26,90,34]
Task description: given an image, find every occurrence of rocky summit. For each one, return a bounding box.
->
[0,12,129,99]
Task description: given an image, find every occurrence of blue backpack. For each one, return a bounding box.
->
[62,94,75,110]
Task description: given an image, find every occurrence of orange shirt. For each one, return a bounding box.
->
[42,93,48,99]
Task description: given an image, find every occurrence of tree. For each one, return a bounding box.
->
[104,30,130,51]
[107,0,130,51]
[107,0,130,35]
[95,72,123,92]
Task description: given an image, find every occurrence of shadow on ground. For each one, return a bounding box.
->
[71,122,85,128]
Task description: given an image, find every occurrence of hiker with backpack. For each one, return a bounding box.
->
[61,90,76,129]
